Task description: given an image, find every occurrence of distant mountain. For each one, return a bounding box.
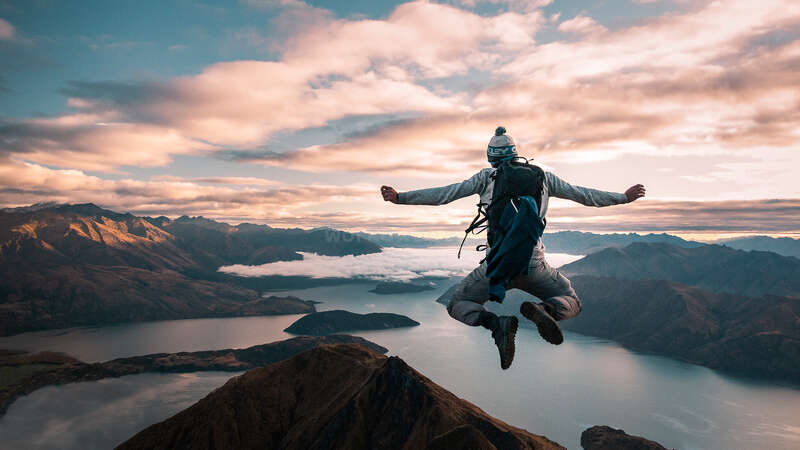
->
[561,242,800,297]
[355,230,702,255]
[369,281,435,294]
[354,232,462,248]
[540,231,703,255]
[562,276,800,382]
[117,344,564,450]
[716,235,800,259]
[0,203,381,336]
[284,310,419,336]
[0,335,386,418]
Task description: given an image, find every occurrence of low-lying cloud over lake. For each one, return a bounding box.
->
[219,247,583,281]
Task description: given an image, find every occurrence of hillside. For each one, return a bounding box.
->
[0,203,380,336]
[560,242,800,297]
[540,231,703,255]
[117,343,565,450]
[565,276,800,381]
[436,274,800,381]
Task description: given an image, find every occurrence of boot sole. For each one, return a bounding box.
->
[521,302,564,345]
[500,316,518,370]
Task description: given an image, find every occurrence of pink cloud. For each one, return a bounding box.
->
[0,18,13,40]
[1,2,550,173]
[0,159,376,221]
[557,15,606,36]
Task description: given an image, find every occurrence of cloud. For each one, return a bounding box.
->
[6,0,797,177]
[230,0,800,177]
[0,113,213,172]
[2,156,799,236]
[544,198,800,233]
[557,15,607,36]
[0,17,13,40]
[0,158,375,221]
[219,246,582,281]
[1,1,546,172]
[453,0,552,12]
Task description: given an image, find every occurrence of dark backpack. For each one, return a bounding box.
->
[459,160,547,302]
[486,160,545,246]
[459,159,546,255]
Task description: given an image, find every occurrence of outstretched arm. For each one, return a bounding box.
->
[624,184,646,203]
[547,172,645,206]
[381,170,490,206]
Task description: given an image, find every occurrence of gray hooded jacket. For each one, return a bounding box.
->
[397,168,629,257]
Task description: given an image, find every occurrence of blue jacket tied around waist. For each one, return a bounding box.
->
[486,196,545,302]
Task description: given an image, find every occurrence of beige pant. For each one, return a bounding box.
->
[445,256,582,326]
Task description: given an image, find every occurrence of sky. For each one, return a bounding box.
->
[0,0,798,240]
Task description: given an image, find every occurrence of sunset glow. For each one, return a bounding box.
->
[1,0,798,239]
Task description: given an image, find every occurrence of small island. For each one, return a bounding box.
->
[284,310,420,336]
[0,335,386,418]
[581,425,670,450]
[369,281,435,295]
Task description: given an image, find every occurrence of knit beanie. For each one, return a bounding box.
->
[487,126,517,166]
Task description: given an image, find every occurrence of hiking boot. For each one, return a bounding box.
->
[521,301,564,345]
[492,315,518,370]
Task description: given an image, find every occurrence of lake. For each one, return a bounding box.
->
[1,252,798,449]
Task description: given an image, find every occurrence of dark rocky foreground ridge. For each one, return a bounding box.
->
[0,203,380,336]
[117,343,565,450]
[0,335,386,418]
[284,309,420,335]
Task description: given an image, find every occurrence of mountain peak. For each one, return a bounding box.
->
[118,343,563,450]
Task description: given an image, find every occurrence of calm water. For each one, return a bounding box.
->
[1,272,799,448]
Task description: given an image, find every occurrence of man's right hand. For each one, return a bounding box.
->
[625,184,646,203]
[381,185,399,203]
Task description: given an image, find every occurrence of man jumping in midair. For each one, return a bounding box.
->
[381,127,645,370]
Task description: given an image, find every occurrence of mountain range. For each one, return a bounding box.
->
[437,242,800,381]
[357,230,704,255]
[0,203,379,336]
[715,235,800,259]
[561,242,800,297]
[540,231,703,255]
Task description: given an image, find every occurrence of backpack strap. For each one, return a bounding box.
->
[458,202,488,258]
